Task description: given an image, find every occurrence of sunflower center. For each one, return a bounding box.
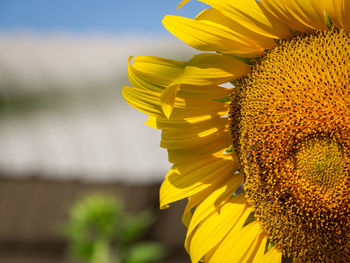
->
[231,29,350,262]
[296,137,345,189]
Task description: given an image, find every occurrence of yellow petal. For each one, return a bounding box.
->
[154,112,230,166]
[130,56,233,99]
[178,84,232,99]
[284,0,328,30]
[131,56,185,85]
[160,119,228,150]
[147,115,232,165]
[251,235,269,263]
[163,15,266,57]
[324,0,350,32]
[261,0,327,32]
[257,247,283,263]
[159,154,239,208]
[160,53,250,118]
[177,0,191,10]
[161,127,229,150]
[182,196,199,228]
[145,115,218,129]
[209,221,265,263]
[123,86,163,117]
[161,84,180,119]
[237,228,267,263]
[198,0,292,39]
[167,133,231,164]
[129,54,239,119]
[204,244,219,262]
[195,8,278,49]
[122,86,228,120]
[172,53,250,86]
[185,176,244,249]
[260,0,310,32]
[128,55,185,93]
[181,180,235,228]
[160,116,227,136]
[188,194,248,262]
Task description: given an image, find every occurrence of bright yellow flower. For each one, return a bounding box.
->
[123,0,350,262]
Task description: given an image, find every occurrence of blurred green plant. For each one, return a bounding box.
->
[62,194,165,263]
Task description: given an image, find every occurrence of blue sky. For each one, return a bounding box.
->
[0,0,209,35]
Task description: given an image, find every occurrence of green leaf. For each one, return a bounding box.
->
[119,211,155,244]
[324,11,333,30]
[70,195,123,239]
[282,255,294,263]
[224,144,233,154]
[91,239,111,263]
[213,96,231,103]
[232,184,244,198]
[62,194,123,261]
[216,51,254,65]
[243,212,256,227]
[123,242,166,263]
[265,239,275,253]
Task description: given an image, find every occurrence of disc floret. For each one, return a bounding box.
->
[231,29,350,261]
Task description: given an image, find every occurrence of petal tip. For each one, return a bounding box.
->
[161,102,173,119]
[177,0,191,10]
[160,84,180,119]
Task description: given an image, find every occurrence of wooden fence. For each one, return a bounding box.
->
[0,177,189,263]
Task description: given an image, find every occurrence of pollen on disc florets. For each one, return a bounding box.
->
[230,29,350,261]
[296,136,346,189]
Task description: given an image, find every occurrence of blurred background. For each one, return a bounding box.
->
[0,1,209,262]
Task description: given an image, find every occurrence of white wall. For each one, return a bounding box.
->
[0,33,196,183]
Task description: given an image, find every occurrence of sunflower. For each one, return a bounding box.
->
[122,0,350,262]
